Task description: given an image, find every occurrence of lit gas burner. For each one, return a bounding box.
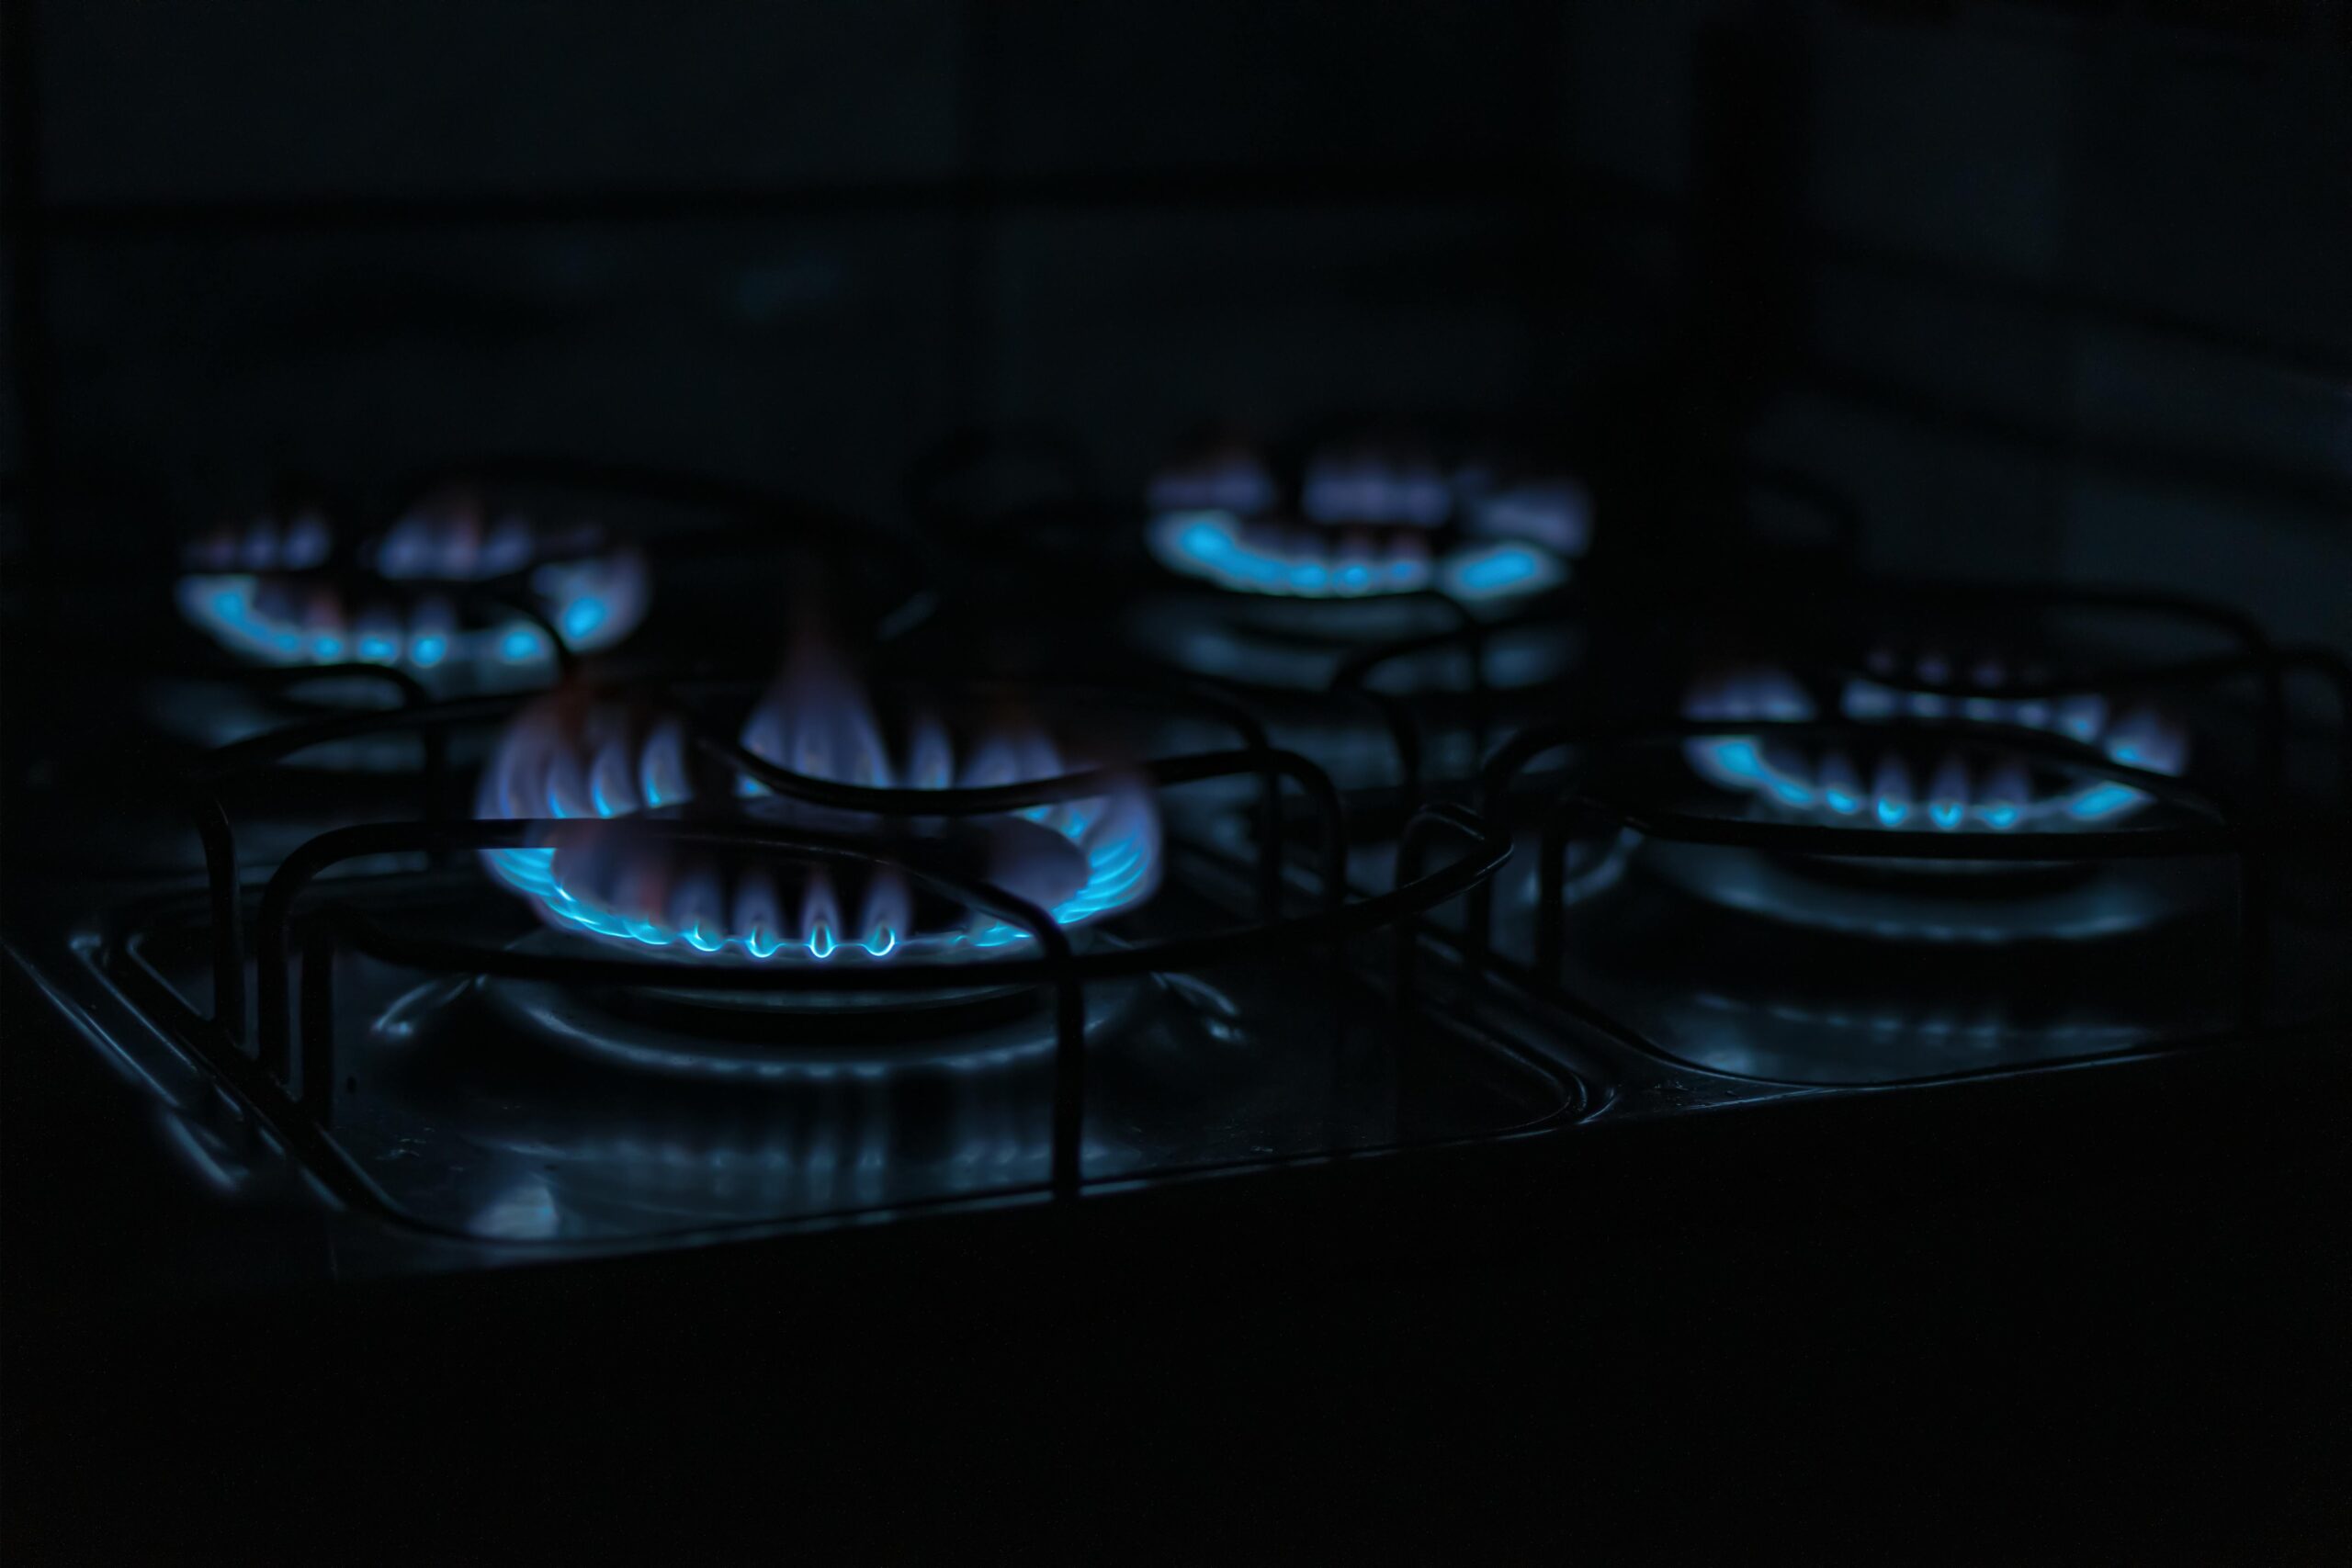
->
[1145,436,1586,604]
[1129,432,1590,707]
[1682,650,2191,832]
[175,491,649,680]
[1633,649,2213,945]
[474,637,1160,964]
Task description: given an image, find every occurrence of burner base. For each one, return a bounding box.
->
[479,929,1156,1080]
[1640,840,2218,945]
[1125,590,1575,693]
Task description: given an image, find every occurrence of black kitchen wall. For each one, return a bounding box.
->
[6,1,2347,640]
[6,1,1563,549]
[1563,0,2352,649]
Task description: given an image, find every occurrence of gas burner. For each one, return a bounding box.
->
[1682,653,2191,834]
[473,637,1161,965]
[474,942,1157,1080]
[1144,435,1586,604]
[1660,972,2205,1085]
[359,973,1145,1226]
[1636,837,2218,944]
[1127,433,1588,699]
[1551,848,2241,1084]
[175,491,650,682]
[1649,651,2210,943]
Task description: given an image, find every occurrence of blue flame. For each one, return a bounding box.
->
[1148,510,1563,603]
[479,680,1159,963]
[487,843,905,963]
[1439,541,1559,598]
[560,596,607,640]
[1686,666,2187,832]
[483,793,1156,964]
[177,568,636,675]
[1301,459,1453,525]
[1151,512,1422,597]
[2067,781,2143,820]
[1690,735,2151,831]
[1467,479,1591,556]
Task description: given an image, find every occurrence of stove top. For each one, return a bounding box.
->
[7,452,2350,1562]
[11,458,2347,1283]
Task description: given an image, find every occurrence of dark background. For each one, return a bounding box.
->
[6,0,2348,642]
[5,5,2352,1561]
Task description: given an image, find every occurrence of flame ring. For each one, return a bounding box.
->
[1148,511,1565,603]
[178,552,643,674]
[1682,667,2189,832]
[481,787,1158,966]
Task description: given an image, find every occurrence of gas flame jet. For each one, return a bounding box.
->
[475,631,1161,962]
[176,491,649,676]
[1145,434,1585,603]
[1681,653,2191,832]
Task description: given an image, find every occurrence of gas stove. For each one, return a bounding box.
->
[12,444,2349,1247]
[7,450,2350,1560]
[11,0,2351,1547]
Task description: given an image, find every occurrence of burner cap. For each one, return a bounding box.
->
[475,930,1154,1080]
